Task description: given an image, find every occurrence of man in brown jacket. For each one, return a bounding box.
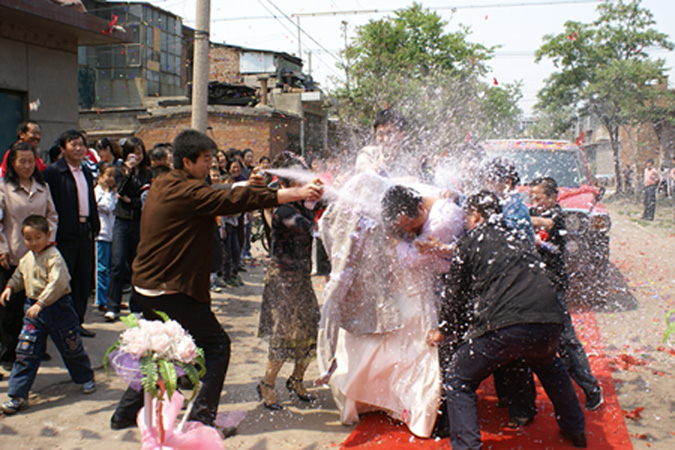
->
[110,130,322,436]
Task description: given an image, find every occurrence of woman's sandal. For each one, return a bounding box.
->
[256,381,283,410]
[286,376,317,402]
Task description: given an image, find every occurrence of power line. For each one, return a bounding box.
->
[263,0,342,64]
[208,0,601,21]
[292,0,601,17]
[254,0,299,42]
[249,0,343,79]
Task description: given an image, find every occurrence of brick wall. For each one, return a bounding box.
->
[209,46,240,84]
[135,109,299,162]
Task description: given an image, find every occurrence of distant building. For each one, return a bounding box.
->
[78,2,327,161]
[579,78,675,187]
[79,0,191,109]
[0,0,128,154]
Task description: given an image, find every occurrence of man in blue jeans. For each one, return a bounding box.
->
[429,190,586,449]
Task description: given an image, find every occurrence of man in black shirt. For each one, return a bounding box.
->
[530,177,602,411]
[430,190,587,449]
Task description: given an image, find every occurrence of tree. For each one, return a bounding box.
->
[480,81,524,138]
[330,3,520,156]
[534,0,673,194]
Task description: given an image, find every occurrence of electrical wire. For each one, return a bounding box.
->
[264,0,342,63]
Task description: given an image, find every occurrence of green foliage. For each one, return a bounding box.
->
[525,105,577,140]
[140,355,160,399]
[195,347,206,378]
[153,309,170,323]
[158,359,177,401]
[330,3,520,154]
[663,310,675,344]
[534,0,673,190]
[480,82,524,138]
[103,313,206,401]
[176,362,201,401]
[102,340,119,377]
[120,313,140,329]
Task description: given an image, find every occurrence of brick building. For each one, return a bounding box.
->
[134,105,299,161]
[77,2,326,159]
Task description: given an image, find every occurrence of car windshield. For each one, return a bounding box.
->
[485,149,590,187]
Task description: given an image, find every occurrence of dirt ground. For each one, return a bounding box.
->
[0,196,674,449]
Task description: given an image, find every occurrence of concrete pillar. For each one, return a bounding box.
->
[191,0,210,132]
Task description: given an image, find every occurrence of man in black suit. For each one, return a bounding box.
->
[43,130,100,337]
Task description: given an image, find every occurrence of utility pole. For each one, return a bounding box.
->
[341,20,350,92]
[296,16,302,58]
[191,0,210,132]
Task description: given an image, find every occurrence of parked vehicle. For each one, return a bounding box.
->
[483,139,611,304]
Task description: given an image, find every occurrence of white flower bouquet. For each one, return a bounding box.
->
[104,311,206,401]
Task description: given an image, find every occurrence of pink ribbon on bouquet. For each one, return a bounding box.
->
[138,390,224,450]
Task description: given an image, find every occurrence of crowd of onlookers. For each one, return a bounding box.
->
[0,121,312,418]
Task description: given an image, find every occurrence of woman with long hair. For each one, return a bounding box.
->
[0,141,58,371]
[104,137,152,321]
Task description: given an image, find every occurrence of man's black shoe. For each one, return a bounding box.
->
[79,326,96,338]
[42,353,52,361]
[560,429,587,448]
[218,426,237,439]
[585,388,603,411]
[111,415,137,430]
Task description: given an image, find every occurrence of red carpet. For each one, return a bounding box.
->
[341,311,632,449]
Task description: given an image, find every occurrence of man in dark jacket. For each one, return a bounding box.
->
[109,130,323,436]
[430,190,586,449]
[43,130,100,337]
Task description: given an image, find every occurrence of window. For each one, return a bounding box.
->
[0,89,24,155]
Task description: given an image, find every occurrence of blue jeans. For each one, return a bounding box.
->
[96,240,112,307]
[8,295,94,399]
[444,323,585,450]
[107,218,140,314]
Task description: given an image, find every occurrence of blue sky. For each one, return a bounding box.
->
[138,0,675,114]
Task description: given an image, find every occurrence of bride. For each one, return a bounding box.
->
[316,172,464,438]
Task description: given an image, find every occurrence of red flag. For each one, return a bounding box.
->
[493,77,498,86]
[102,14,118,36]
[575,130,585,146]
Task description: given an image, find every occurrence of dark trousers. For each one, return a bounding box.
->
[107,218,141,314]
[223,224,240,279]
[112,291,231,426]
[241,218,253,260]
[0,266,24,364]
[642,184,657,220]
[313,237,332,276]
[494,359,537,419]
[8,295,93,399]
[443,323,585,450]
[57,223,95,324]
[557,289,600,398]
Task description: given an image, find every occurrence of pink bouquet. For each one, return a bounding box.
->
[104,311,205,401]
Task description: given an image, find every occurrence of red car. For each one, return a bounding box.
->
[483,139,611,303]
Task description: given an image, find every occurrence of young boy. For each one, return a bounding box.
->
[430,190,586,449]
[0,215,95,415]
[95,162,117,311]
[529,176,603,410]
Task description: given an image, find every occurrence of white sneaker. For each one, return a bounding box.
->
[82,380,96,394]
[104,311,118,322]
